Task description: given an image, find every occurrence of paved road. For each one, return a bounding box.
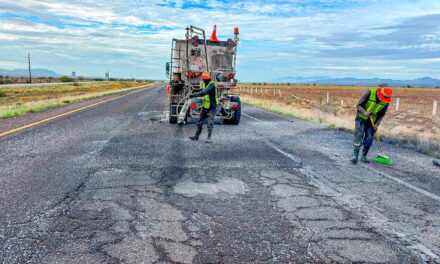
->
[1,84,439,263]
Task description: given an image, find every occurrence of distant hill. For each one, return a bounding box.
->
[276,76,440,88]
[0,68,62,77]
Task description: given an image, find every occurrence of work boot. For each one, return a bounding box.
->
[360,156,370,163]
[205,130,212,143]
[189,135,199,141]
[189,126,202,141]
[350,146,360,164]
[360,147,370,163]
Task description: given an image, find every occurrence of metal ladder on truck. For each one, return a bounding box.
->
[169,38,184,123]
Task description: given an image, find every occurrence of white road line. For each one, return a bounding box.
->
[267,140,440,203]
[247,105,440,203]
[363,166,440,203]
[266,141,440,260]
[265,141,302,163]
[242,112,262,122]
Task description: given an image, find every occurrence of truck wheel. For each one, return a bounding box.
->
[225,96,241,125]
[169,105,177,124]
[169,116,177,124]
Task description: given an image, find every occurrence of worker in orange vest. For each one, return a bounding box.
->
[351,87,393,164]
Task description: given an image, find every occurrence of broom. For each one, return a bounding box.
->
[370,117,393,165]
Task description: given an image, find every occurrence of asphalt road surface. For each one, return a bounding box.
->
[1,84,439,263]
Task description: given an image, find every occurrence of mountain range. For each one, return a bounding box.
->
[0,68,62,77]
[277,76,440,88]
[2,68,440,87]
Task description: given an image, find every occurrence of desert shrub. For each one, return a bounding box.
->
[0,80,13,84]
[59,76,74,82]
[0,90,7,97]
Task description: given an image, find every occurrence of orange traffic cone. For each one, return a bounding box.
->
[209,25,219,42]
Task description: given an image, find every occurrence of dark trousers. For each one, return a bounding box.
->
[196,108,215,133]
[354,116,375,154]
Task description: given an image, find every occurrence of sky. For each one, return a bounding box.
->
[0,0,440,82]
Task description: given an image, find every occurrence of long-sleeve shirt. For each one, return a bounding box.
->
[195,82,217,110]
[356,90,388,125]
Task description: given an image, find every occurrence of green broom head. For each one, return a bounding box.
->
[374,154,393,165]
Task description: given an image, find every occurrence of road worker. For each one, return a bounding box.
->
[189,71,218,143]
[351,87,393,164]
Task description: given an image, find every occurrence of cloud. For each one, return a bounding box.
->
[0,0,440,80]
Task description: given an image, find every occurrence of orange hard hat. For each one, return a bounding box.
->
[377,87,393,103]
[201,71,211,80]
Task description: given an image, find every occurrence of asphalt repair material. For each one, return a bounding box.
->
[1,84,439,263]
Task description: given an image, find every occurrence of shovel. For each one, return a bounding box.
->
[370,117,393,165]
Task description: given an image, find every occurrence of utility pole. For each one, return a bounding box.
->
[27,52,32,83]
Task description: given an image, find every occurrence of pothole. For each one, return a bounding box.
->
[174,177,248,197]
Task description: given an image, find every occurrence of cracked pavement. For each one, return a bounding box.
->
[1,84,439,263]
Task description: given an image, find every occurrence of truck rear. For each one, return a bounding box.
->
[166,25,241,125]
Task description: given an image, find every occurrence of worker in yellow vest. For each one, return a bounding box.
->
[351,87,393,164]
[189,71,219,143]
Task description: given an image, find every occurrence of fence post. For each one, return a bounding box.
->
[273,89,276,96]
[265,89,268,95]
[278,90,282,97]
[341,100,344,106]
[396,98,400,112]
[433,101,438,116]
[326,92,330,104]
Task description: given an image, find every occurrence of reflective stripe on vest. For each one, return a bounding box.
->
[358,88,388,122]
[202,81,219,109]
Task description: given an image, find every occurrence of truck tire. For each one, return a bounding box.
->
[224,96,241,125]
[169,115,177,124]
[169,105,177,124]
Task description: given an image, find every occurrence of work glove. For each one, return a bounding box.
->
[364,111,372,117]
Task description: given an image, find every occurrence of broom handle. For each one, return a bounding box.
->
[370,117,384,154]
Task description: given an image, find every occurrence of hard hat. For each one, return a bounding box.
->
[201,71,211,80]
[377,87,393,103]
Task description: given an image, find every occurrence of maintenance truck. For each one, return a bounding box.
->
[166,25,241,125]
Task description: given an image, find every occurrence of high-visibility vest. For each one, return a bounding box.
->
[358,88,388,123]
[202,80,219,109]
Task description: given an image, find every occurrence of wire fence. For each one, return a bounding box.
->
[237,86,439,117]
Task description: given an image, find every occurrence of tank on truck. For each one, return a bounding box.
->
[187,26,209,72]
[168,25,242,125]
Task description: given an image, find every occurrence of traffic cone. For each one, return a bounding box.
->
[209,25,219,42]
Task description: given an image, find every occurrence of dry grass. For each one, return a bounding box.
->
[0,81,156,119]
[239,86,440,157]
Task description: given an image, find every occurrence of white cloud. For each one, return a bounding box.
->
[1,0,440,80]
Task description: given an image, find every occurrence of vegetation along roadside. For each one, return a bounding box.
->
[0,81,157,119]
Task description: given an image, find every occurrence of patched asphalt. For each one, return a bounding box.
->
[1,84,439,263]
